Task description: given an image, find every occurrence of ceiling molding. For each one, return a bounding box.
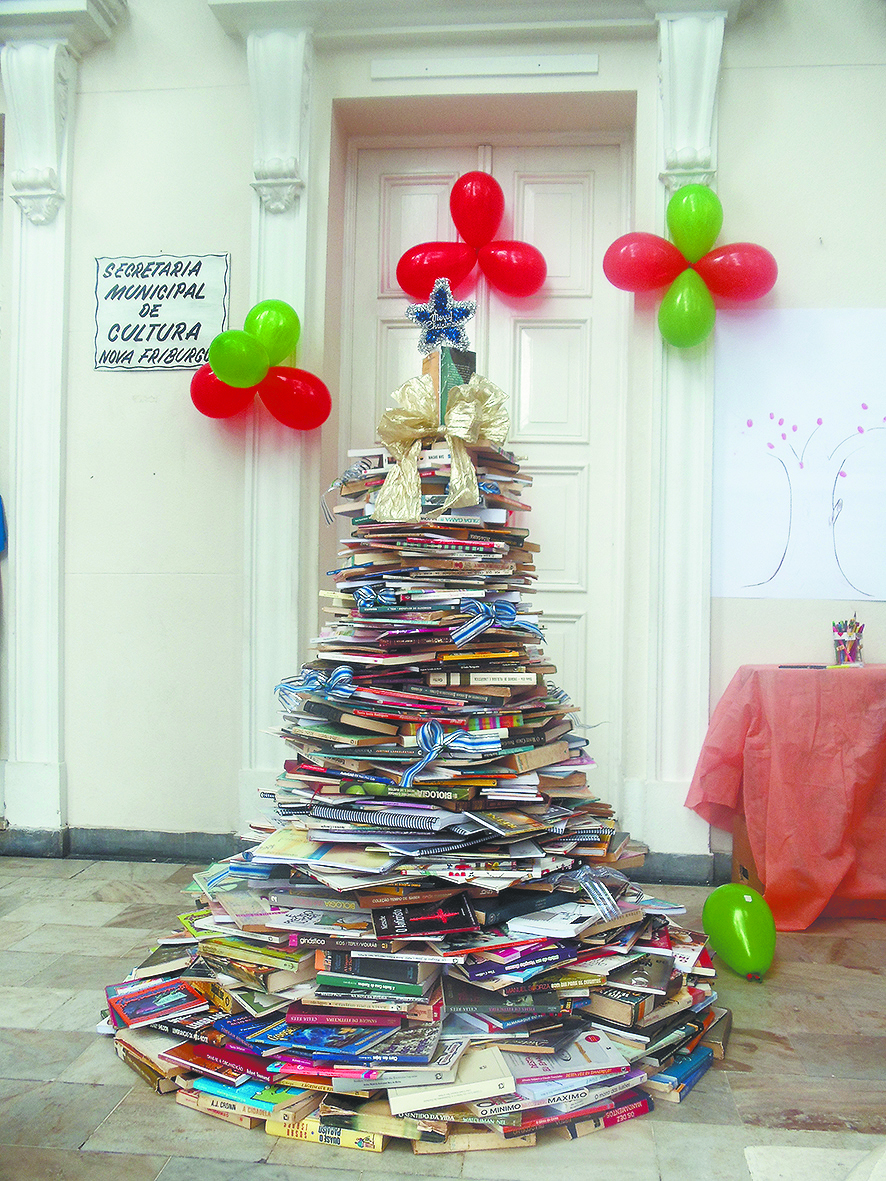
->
[210,0,749,45]
[0,0,127,57]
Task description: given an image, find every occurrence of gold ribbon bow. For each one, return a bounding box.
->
[372,373,509,522]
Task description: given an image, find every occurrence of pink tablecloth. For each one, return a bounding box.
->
[685,665,886,930]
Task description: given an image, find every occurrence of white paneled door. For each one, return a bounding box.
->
[340,139,628,806]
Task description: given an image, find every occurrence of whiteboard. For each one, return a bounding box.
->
[712,308,886,601]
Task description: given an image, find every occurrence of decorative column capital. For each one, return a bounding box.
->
[247,28,312,214]
[0,39,77,225]
[657,11,726,192]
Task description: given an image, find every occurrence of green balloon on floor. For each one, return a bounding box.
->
[702,883,776,980]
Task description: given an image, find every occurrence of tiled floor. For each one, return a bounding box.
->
[0,856,884,1181]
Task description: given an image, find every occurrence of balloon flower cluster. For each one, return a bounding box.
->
[397,171,547,302]
[603,184,777,348]
[190,299,331,430]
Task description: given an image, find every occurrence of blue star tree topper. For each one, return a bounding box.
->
[406,277,476,355]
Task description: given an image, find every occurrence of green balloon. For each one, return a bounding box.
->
[667,184,723,263]
[702,883,776,979]
[243,299,301,366]
[208,330,269,388]
[658,269,716,348]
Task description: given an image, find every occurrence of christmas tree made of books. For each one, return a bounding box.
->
[99,280,730,1152]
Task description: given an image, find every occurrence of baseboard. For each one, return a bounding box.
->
[0,826,69,858]
[0,828,734,885]
[0,826,237,863]
[630,851,727,887]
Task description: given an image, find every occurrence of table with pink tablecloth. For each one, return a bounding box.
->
[685,664,886,931]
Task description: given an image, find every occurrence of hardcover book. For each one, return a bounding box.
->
[371,892,479,940]
[106,978,209,1030]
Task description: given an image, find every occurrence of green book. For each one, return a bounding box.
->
[314,971,430,998]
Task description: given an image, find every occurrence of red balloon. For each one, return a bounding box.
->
[190,363,256,418]
[478,240,547,297]
[603,232,688,292]
[396,241,477,301]
[450,171,505,248]
[258,366,331,431]
[694,242,778,300]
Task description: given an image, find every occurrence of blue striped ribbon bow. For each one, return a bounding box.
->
[451,598,545,648]
[275,664,356,710]
[400,720,502,789]
[321,457,375,525]
[353,586,398,611]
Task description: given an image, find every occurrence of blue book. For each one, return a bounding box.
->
[192,1076,308,1111]
[649,1043,713,1088]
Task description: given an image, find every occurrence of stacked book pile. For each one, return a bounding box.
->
[101,864,730,1151]
[98,336,730,1151]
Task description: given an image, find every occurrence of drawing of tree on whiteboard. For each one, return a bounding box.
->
[711,309,886,602]
[744,406,885,597]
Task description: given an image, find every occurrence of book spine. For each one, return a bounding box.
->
[147,1018,224,1046]
[552,1092,654,1139]
[428,671,540,686]
[314,972,426,997]
[265,1117,387,1150]
[500,1099,616,1137]
[315,952,420,983]
[176,1090,263,1128]
[285,1009,401,1028]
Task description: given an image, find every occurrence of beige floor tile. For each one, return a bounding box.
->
[0,948,63,983]
[58,1035,138,1086]
[37,988,108,1034]
[156,1159,379,1181]
[648,1067,744,1126]
[6,922,157,957]
[0,1145,168,1181]
[0,1028,96,1082]
[0,920,45,950]
[0,900,132,928]
[787,1033,886,1081]
[0,1078,132,1149]
[721,1026,810,1076]
[460,1117,660,1180]
[25,953,140,990]
[103,903,193,931]
[743,1144,873,1181]
[728,1074,886,1135]
[0,858,91,880]
[83,1081,274,1162]
[655,1124,878,1181]
[0,985,78,1029]
[76,880,192,907]
[71,861,195,882]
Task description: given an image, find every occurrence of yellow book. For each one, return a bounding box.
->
[266,1115,387,1151]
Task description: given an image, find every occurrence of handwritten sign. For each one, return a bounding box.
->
[94,253,230,371]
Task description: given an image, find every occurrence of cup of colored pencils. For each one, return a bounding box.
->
[833,615,864,665]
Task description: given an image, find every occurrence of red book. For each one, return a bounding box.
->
[285,1003,401,1028]
[500,1098,616,1138]
[551,1091,654,1139]
[157,1041,253,1085]
[186,1042,281,1083]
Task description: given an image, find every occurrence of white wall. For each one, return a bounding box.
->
[2,0,884,849]
[61,0,253,832]
[711,0,886,709]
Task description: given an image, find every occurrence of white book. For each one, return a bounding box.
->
[505,902,611,939]
[502,1030,631,1085]
[386,1045,515,1116]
